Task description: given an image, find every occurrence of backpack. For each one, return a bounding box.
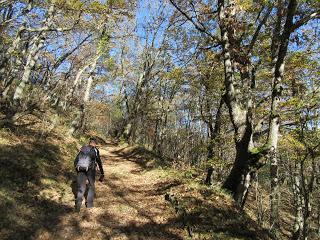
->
[76,145,96,172]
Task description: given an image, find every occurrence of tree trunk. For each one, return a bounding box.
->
[1,1,32,97]
[69,55,99,134]
[292,174,304,240]
[317,202,320,238]
[13,34,45,101]
[65,60,93,104]
[204,96,223,185]
[123,49,160,144]
[223,138,254,208]
[255,173,265,227]
[218,0,258,208]
[268,0,297,236]
[13,4,55,102]
[205,167,214,185]
[69,104,85,135]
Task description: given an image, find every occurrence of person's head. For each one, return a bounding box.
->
[89,137,97,147]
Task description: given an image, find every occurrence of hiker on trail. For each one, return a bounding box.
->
[74,137,104,212]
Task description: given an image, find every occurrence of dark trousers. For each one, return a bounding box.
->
[76,168,96,208]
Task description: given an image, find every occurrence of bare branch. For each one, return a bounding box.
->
[169,0,220,43]
[292,10,320,30]
[248,5,272,53]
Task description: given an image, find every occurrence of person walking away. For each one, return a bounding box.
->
[74,137,104,212]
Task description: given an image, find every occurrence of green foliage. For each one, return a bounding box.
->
[249,145,269,155]
[103,57,116,71]
[206,156,227,169]
[107,0,126,8]
[164,67,184,83]
[184,167,197,179]
[55,0,85,12]
[280,133,305,156]
[89,1,110,12]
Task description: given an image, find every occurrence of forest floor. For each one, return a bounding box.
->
[0,124,270,240]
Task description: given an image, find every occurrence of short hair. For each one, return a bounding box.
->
[89,137,97,144]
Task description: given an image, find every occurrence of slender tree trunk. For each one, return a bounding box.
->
[268,55,281,237]
[1,24,24,96]
[124,50,160,144]
[1,1,33,97]
[124,72,145,143]
[13,34,45,101]
[292,174,304,240]
[69,56,99,134]
[204,96,223,185]
[65,60,93,104]
[268,1,297,236]
[255,173,265,227]
[205,122,215,185]
[13,4,55,102]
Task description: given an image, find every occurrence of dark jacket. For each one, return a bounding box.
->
[74,145,104,175]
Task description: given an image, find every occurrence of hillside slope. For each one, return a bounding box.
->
[0,120,80,240]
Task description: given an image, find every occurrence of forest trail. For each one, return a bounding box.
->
[1,129,270,240]
[35,141,184,240]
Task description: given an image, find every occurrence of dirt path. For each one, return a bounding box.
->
[36,143,184,240]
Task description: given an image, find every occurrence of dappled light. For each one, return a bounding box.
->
[1,0,319,239]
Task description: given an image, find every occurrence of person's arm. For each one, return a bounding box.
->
[74,152,80,171]
[95,148,104,175]
[74,153,79,168]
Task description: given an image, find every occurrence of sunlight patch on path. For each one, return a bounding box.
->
[36,143,183,240]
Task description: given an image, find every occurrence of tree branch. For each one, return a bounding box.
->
[292,10,320,30]
[248,5,272,53]
[169,0,220,43]
[53,33,92,70]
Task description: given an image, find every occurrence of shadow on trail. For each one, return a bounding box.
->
[0,126,75,240]
[99,214,184,240]
[108,146,270,240]
[97,173,184,240]
[111,145,169,172]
